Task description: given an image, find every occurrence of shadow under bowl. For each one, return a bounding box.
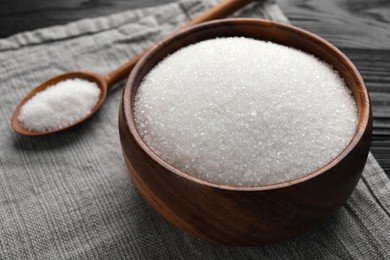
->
[119,18,372,245]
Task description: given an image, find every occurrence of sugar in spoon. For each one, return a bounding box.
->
[11,0,253,136]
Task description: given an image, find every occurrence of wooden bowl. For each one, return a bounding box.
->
[119,18,372,245]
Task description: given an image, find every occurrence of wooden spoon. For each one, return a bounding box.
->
[12,0,253,136]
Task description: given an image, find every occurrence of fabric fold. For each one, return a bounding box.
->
[0,0,388,259]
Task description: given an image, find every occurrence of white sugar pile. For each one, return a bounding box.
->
[134,37,357,186]
[19,78,101,131]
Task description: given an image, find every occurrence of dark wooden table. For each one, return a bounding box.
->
[278,0,390,178]
[1,0,389,177]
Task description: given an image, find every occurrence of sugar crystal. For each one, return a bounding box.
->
[134,37,357,186]
[19,78,101,131]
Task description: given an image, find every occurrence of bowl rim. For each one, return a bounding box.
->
[122,18,371,191]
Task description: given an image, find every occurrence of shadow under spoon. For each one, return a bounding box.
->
[11,0,253,136]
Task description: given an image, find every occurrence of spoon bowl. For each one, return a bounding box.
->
[11,71,107,136]
[11,0,254,136]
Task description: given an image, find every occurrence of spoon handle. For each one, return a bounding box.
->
[104,0,253,88]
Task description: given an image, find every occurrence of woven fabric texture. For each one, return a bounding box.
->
[0,0,389,259]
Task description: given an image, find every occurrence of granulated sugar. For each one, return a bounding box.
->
[134,37,357,186]
[19,78,101,131]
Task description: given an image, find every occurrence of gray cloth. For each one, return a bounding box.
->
[0,0,389,259]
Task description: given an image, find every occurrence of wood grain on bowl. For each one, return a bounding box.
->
[119,19,372,245]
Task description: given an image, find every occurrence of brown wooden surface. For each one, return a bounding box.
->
[119,19,372,245]
[2,0,389,175]
[11,71,108,136]
[11,0,254,136]
[2,0,385,246]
